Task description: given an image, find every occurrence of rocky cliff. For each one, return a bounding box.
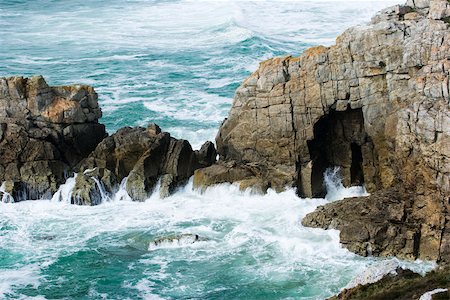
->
[195,0,450,261]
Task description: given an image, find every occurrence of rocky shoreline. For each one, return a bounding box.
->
[0,76,216,203]
[1,0,450,297]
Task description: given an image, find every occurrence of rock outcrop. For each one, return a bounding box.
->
[196,0,450,261]
[73,124,216,204]
[328,266,450,300]
[302,187,425,260]
[0,76,106,200]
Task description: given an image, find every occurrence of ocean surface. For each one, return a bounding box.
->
[0,0,435,299]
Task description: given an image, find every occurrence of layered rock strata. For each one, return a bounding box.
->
[0,76,106,200]
[195,0,450,261]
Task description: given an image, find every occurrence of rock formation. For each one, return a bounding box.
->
[72,124,216,204]
[0,76,217,204]
[328,266,450,300]
[195,0,450,261]
[0,76,106,200]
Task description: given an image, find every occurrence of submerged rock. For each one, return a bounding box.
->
[0,76,106,201]
[149,234,208,250]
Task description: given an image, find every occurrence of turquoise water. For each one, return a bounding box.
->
[1,0,402,147]
[1,1,435,299]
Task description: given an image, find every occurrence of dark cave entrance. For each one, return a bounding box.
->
[351,142,364,186]
[307,115,331,198]
[305,108,367,198]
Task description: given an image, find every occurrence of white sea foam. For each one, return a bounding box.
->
[0,265,42,299]
[50,174,76,203]
[0,182,14,203]
[0,169,436,298]
[324,167,369,201]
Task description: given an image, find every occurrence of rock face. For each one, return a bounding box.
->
[0,76,106,200]
[75,124,216,203]
[302,188,425,260]
[194,0,450,262]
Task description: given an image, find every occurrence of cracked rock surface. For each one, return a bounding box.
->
[0,76,106,200]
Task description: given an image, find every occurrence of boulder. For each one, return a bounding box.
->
[0,76,106,201]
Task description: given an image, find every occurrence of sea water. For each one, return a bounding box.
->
[0,0,435,299]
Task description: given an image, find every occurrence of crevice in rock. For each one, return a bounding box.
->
[300,107,372,197]
[351,142,365,186]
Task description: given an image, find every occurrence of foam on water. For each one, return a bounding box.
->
[0,171,435,299]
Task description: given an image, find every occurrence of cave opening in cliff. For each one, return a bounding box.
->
[304,108,367,198]
[306,115,330,198]
[350,142,364,185]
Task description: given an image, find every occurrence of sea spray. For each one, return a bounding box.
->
[0,182,14,203]
[324,167,369,202]
[1,171,436,299]
[50,175,77,203]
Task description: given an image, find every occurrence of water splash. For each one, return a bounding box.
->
[50,175,77,203]
[0,182,15,203]
[324,167,369,202]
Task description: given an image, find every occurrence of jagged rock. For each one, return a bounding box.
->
[212,0,449,196]
[0,76,106,201]
[302,187,425,259]
[193,160,293,193]
[159,174,175,198]
[193,162,255,191]
[195,141,217,168]
[71,168,117,205]
[196,0,450,261]
[79,123,217,202]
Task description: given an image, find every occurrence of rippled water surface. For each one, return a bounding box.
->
[1,0,402,147]
[1,1,434,299]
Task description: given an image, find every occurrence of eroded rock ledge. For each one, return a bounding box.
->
[194,0,450,262]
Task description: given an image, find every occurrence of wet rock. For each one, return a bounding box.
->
[328,266,450,300]
[0,76,106,201]
[195,141,217,168]
[159,174,175,199]
[196,0,450,261]
[301,187,441,261]
[71,168,117,205]
[149,234,208,250]
[79,124,217,202]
